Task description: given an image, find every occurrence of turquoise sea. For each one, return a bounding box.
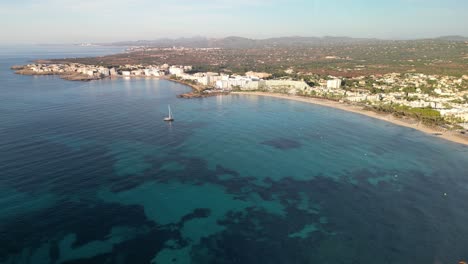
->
[1,46,468,264]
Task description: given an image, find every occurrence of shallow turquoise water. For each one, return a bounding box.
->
[1,46,468,263]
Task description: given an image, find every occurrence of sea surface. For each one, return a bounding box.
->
[1,46,468,264]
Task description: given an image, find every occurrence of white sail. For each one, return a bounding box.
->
[164,105,174,121]
[168,105,172,118]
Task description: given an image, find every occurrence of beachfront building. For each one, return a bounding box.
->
[245,71,272,79]
[98,67,110,77]
[215,76,264,90]
[169,66,184,76]
[327,79,342,89]
[109,68,118,76]
[440,108,468,123]
[197,73,223,86]
[148,68,165,77]
[131,70,142,76]
[264,80,310,94]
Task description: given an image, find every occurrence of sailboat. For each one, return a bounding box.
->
[164,105,174,122]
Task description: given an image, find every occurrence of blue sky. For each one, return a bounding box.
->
[1,0,467,43]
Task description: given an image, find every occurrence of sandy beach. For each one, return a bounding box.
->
[231,92,468,146]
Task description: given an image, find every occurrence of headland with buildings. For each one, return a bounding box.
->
[11,62,468,145]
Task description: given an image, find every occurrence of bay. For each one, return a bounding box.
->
[1,46,467,264]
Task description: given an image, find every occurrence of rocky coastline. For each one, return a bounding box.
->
[12,65,101,81]
[164,77,230,98]
[12,64,230,98]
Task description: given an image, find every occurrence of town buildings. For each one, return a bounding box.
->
[327,79,342,89]
[17,63,468,127]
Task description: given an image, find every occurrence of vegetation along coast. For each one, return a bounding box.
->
[11,37,468,145]
[231,91,468,146]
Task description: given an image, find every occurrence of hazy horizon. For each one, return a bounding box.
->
[1,35,468,46]
[1,0,467,44]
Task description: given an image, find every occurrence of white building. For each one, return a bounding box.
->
[149,69,164,77]
[327,79,342,89]
[198,74,222,86]
[215,76,264,90]
[440,108,468,122]
[131,70,142,76]
[264,80,310,92]
[109,68,118,76]
[169,66,184,76]
[98,67,110,76]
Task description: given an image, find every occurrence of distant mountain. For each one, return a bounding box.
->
[435,35,468,41]
[110,36,211,47]
[103,36,382,48]
[102,35,467,48]
[257,36,380,46]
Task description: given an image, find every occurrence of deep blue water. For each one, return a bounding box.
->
[1,46,468,264]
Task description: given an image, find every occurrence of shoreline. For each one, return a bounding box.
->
[10,65,467,146]
[161,76,204,92]
[162,77,230,98]
[231,91,468,146]
[13,67,166,82]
